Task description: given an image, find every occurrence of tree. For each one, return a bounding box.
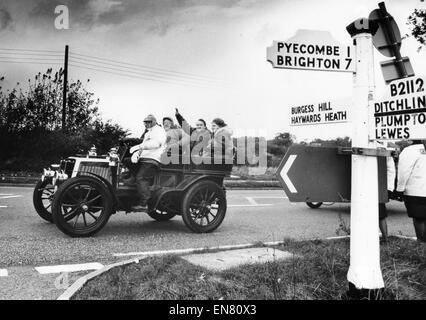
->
[0,68,129,171]
[267,132,295,156]
[0,68,101,133]
[408,9,426,48]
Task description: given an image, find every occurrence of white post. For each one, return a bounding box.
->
[346,19,384,293]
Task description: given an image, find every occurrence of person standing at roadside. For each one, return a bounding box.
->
[396,140,426,242]
[378,144,397,243]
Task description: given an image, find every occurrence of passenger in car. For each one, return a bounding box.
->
[161,116,190,164]
[174,108,211,157]
[203,118,234,164]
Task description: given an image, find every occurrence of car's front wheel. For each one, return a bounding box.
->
[52,176,113,237]
[33,179,55,223]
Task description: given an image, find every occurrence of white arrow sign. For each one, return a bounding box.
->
[280,154,297,193]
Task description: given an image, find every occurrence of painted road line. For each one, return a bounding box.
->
[0,195,22,200]
[246,197,258,205]
[0,206,7,208]
[35,262,104,275]
[0,269,8,277]
[228,204,273,207]
[251,196,288,199]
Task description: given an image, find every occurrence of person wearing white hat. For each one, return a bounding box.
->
[128,114,166,212]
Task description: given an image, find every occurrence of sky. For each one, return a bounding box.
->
[0,0,425,141]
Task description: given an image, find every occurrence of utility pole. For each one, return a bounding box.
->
[62,45,69,131]
[346,19,384,298]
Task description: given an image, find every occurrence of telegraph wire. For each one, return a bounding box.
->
[0,56,63,61]
[70,51,224,83]
[0,60,62,65]
[68,58,223,87]
[68,63,214,88]
[69,55,221,85]
[0,48,63,54]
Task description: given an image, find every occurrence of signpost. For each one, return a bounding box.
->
[267,29,355,73]
[371,76,426,140]
[289,98,351,126]
[267,2,414,299]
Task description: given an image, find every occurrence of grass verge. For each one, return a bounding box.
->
[72,237,425,300]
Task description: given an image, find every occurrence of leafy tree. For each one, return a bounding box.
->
[0,68,129,171]
[267,132,295,156]
[408,9,426,48]
[0,68,101,132]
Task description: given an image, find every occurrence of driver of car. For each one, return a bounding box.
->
[128,114,166,212]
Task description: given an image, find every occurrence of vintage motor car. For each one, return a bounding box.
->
[33,142,233,237]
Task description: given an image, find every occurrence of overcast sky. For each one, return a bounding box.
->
[0,0,425,140]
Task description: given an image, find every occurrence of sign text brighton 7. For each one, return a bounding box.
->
[267,30,355,72]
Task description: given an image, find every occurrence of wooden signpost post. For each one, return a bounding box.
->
[268,1,416,299]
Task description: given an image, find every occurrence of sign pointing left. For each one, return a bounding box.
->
[280,155,297,193]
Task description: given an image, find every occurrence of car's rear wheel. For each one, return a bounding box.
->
[181,180,226,233]
[52,177,113,237]
[33,179,55,223]
[306,202,323,209]
[147,194,177,221]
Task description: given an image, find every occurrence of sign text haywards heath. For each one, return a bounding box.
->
[290,99,350,126]
[372,76,426,140]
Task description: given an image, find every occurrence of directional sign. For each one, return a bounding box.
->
[290,98,351,126]
[370,75,426,140]
[276,145,388,203]
[267,29,355,73]
[380,58,415,84]
[369,7,401,57]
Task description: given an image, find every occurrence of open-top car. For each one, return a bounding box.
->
[33,142,233,237]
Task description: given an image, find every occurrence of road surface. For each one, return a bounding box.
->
[0,185,414,299]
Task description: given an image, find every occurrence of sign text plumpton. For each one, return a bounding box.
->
[372,76,426,140]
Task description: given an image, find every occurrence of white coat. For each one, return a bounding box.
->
[386,156,396,191]
[131,125,167,163]
[396,144,426,197]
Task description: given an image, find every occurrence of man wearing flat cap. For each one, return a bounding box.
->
[128,114,166,211]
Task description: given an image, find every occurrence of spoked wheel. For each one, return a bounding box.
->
[182,180,226,233]
[33,179,55,223]
[147,194,177,221]
[306,202,323,209]
[52,177,113,237]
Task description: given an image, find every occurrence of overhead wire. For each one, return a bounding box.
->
[69,51,224,83]
[68,63,213,88]
[0,47,226,88]
[68,58,223,87]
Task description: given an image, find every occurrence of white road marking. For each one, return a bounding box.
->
[246,197,258,205]
[0,269,8,277]
[0,206,7,208]
[35,263,104,275]
[228,204,273,207]
[0,195,22,200]
[250,196,288,199]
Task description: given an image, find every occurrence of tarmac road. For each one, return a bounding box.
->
[0,185,415,299]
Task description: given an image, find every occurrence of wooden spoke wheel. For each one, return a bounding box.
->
[181,180,226,233]
[52,177,113,237]
[33,179,55,223]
